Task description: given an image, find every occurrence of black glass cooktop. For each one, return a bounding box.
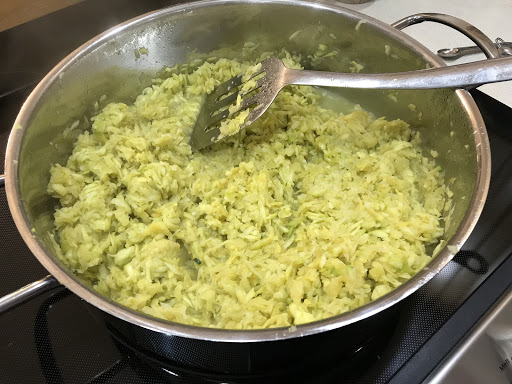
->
[0,1,511,383]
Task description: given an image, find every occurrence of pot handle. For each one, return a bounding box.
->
[391,13,501,59]
[0,176,61,314]
[437,39,512,61]
[0,275,60,314]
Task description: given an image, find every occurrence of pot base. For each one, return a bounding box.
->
[97,304,402,377]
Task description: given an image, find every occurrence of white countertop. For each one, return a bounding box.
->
[340,0,512,107]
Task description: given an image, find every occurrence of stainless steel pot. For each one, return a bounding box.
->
[0,1,496,346]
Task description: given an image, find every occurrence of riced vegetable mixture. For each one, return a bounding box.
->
[48,49,450,329]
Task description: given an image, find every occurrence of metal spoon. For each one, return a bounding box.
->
[190,56,512,151]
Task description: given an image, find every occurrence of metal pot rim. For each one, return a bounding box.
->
[4,0,491,342]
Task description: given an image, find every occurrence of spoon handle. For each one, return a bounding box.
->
[285,57,512,90]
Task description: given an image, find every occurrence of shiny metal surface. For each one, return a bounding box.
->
[192,55,512,149]
[0,275,58,313]
[392,13,500,59]
[425,285,512,383]
[337,0,372,3]
[3,1,491,342]
[438,40,512,60]
[497,38,512,57]
[285,57,512,88]
[0,174,4,187]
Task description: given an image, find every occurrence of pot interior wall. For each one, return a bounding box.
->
[18,2,476,284]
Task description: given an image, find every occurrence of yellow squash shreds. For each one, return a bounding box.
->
[217,62,263,141]
[48,51,450,329]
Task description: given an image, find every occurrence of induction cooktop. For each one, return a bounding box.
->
[0,1,511,383]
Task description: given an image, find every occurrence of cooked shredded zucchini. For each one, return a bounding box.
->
[48,50,450,329]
